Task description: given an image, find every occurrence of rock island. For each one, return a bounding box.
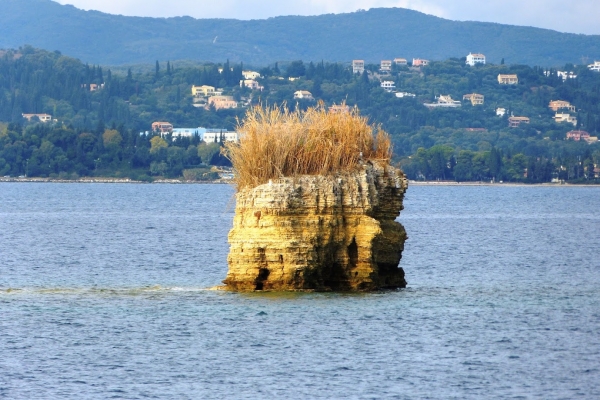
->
[223,105,408,291]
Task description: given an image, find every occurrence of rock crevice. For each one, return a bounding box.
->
[224,161,408,291]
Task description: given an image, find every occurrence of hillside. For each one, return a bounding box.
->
[1,0,600,66]
[1,47,599,183]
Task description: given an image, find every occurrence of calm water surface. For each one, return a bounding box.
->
[1,183,599,399]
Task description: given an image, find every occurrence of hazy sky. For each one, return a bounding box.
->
[55,0,599,35]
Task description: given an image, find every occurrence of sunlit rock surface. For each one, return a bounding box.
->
[224,162,408,291]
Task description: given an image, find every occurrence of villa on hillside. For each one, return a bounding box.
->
[394,58,407,66]
[208,96,238,110]
[412,58,429,67]
[566,130,590,141]
[22,113,52,122]
[242,71,261,80]
[463,93,484,105]
[424,95,461,109]
[328,104,350,113]
[466,53,486,66]
[202,129,239,143]
[554,113,577,126]
[240,79,263,90]
[496,108,506,117]
[192,85,217,97]
[352,60,365,74]
[498,74,518,84]
[380,60,392,72]
[549,100,575,112]
[294,90,314,100]
[380,81,396,92]
[396,92,416,98]
[152,121,173,133]
[588,61,600,72]
[508,116,530,127]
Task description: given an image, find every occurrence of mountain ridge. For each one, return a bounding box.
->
[1,0,599,66]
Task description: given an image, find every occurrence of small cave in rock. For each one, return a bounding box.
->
[348,238,358,269]
[255,268,270,291]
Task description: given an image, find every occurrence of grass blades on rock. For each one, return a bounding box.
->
[225,104,392,190]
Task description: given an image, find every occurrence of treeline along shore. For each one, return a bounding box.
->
[0,47,599,183]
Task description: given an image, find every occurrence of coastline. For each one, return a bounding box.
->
[0,177,598,187]
[408,180,599,187]
[0,177,233,184]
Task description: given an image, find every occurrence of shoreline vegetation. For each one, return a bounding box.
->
[1,176,597,187]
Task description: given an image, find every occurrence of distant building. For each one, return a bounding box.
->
[380,81,396,92]
[171,128,204,140]
[395,92,416,98]
[393,58,407,66]
[498,74,518,84]
[464,128,488,132]
[192,85,216,97]
[202,129,239,143]
[549,100,575,112]
[352,60,365,74]
[463,93,484,106]
[328,104,350,113]
[240,79,262,90]
[380,60,392,72]
[22,113,52,122]
[294,90,314,100]
[496,108,506,117]
[424,95,461,109]
[554,113,577,126]
[208,95,238,110]
[242,70,261,80]
[152,121,173,133]
[588,61,600,72]
[466,53,486,66]
[412,58,429,67]
[508,116,530,127]
[557,71,577,81]
[566,130,590,141]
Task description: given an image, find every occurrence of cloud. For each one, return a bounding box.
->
[55,0,599,34]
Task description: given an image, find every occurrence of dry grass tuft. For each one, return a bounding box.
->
[225,103,392,190]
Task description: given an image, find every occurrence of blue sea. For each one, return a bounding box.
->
[1,183,599,399]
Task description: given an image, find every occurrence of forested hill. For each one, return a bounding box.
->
[1,0,600,66]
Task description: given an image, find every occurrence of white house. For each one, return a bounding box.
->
[242,70,261,80]
[172,128,204,138]
[294,90,314,100]
[588,61,600,72]
[554,113,577,126]
[22,113,52,122]
[496,108,506,117]
[424,95,461,108]
[466,53,486,66]
[380,81,396,92]
[352,60,365,74]
[240,79,263,90]
[395,92,416,98]
[380,60,392,72]
[202,129,239,143]
[393,58,408,66]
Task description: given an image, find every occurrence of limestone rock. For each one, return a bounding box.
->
[224,161,408,291]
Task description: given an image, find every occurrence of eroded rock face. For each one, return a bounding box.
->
[224,162,408,291]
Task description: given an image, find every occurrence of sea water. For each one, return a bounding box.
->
[1,183,599,399]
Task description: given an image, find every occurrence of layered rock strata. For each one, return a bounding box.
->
[224,161,408,291]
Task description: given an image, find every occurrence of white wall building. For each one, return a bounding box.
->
[352,60,365,74]
[202,129,239,143]
[466,53,486,66]
[588,61,600,72]
[380,81,396,92]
